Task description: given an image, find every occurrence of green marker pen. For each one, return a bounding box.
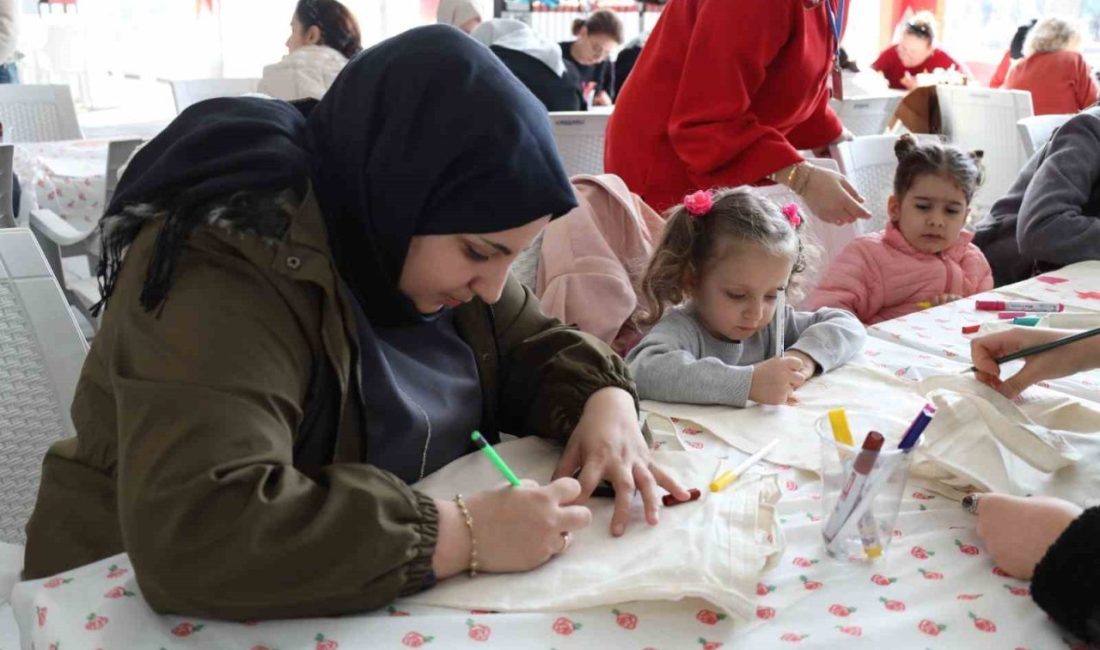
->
[471,431,522,486]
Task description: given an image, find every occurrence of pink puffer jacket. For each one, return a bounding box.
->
[803,221,993,324]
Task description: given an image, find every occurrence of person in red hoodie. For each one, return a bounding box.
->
[605,0,871,224]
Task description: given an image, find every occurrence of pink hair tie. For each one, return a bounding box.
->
[683,190,714,217]
[782,203,802,229]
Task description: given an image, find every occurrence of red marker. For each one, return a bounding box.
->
[961,324,981,334]
[822,431,884,543]
[663,488,701,507]
[977,300,1064,313]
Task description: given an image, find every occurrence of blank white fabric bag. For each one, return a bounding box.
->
[406,437,783,619]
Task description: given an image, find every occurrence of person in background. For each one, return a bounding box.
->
[627,188,865,408]
[472,19,585,112]
[258,0,361,102]
[1004,16,1098,116]
[973,105,1100,286]
[989,19,1037,88]
[605,0,870,224]
[437,0,482,34]
[805,135,991,324]
[969,326,1100,646]
[613,32,645,99]
[0,0,19,84]
[560,10,622,107]
[871,12,968,90]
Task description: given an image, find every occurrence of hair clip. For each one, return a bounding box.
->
[683,190,714,217]
[781,203,802,229]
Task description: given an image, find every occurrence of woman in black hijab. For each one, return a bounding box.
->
[23,25,686,620]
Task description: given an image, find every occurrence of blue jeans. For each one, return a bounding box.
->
[0,63,20,84]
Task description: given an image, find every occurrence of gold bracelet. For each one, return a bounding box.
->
[785,163,802,189]
[794,163,813,195]
[453,494,479,577]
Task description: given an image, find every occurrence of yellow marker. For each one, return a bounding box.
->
[916,301,933,309]
[827,409,855,446]
[710,440,779,492]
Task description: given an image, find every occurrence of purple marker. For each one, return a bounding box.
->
[898,404,936,450]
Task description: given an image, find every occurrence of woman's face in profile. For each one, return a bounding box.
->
[286,15,320,53]
[398,216,551,313]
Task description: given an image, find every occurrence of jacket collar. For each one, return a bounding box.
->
[882,218,975,262]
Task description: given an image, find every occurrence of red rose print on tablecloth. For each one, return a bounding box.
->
[970,612,997,632]
[918,619,946,636]
[992,566,1012,577]
[828,604,856,617]
[780,633,809,642]
[800,575,823,590]
[1077,291,1100,300]
[401,631,433,647]
[871,574,897,586]
[611,609,637,630]
[315,633,340,650]
[837,625,862,637]
[552,616,581,635]
[757,582,776,596]
[698,609,728,625]
[104,586,135,599]
[84,613,109,630]
[386,606,411,616]
[698,637,723,650]
[956,539,981,555]
[43,577,72,589]
[880,597,905,612]
[792,557,817,568]
[1004,584,1030,596]
[919,568,943,580]
[685,440,704,450]
[35,606,46,627]
[957,594,983,600]
[106,564,129,579]
[171,622,204,637]
[1037,276,1069,284]
[467,619,492,641]
[756,606,776,620]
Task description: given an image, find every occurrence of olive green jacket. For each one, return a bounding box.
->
[23,191,635,620]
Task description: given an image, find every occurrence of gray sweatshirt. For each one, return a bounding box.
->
[626,303,866,407]
[973,106,1100,286]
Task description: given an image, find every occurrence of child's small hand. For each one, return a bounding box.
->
[784,350,818,381]
[750,356,806,405]
[931,293,963,306]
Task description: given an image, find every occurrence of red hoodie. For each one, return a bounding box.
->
[605,0,846,211]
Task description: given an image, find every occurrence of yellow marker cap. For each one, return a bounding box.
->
[709,470,738,493]
[827,408,855,446]
[916,301,933,309]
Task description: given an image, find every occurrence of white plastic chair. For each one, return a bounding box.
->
[936,86,1033,217]
[0,85,82,143]
[549,111,610,177]
[0,228,87,544]
[169,78,261,114]
[0,145,15,228]
[829,95,903,136]
[29,138,143,323]
[1017,114,1073,159]
[830,135,899,234]
[752,159,860,305]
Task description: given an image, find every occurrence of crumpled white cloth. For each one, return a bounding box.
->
[406,437,783,619]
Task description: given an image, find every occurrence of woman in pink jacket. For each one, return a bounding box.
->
[805,135,992,324]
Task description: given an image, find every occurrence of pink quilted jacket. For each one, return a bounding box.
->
[804,221,993,324]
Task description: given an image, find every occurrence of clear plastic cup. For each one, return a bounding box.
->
[816,411,917,563]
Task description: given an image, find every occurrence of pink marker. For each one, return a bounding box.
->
[977,300,1064,313]
[997,311,1028,319]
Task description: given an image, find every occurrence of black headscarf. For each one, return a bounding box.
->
[101,25,576,326]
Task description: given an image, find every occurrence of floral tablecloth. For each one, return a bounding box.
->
[13,140,108,232]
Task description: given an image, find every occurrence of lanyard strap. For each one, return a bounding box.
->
[825,0,846,62]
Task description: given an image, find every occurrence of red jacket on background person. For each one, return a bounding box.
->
[871,46,967,90]
[605,0,847,212]
[1005,49,1099,116]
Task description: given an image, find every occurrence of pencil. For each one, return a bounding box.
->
[966,326,1100,374]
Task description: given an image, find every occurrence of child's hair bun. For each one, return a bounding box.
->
[894,133,919,161]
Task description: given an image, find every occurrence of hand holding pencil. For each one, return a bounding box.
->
[970,327,1100,398]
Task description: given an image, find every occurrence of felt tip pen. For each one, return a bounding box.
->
[898,404,936,450]
[822,431,884,543]
[997,311,1029,319]
[774,288,786,359]
[710,439,779,492]
[471,431,522,487]
[827,409,882,556]
[977,300,1064,313]
[827,409,855,446]
[1012,316,1041,326]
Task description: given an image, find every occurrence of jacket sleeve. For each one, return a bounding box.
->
[666,0,802,186]
[493,275,637,441]
[785,305,866,372]
[1031,506,1100,643]
[961,243,994,294]
[802,240,884,324]
[110,238,438,620]
[1016,112,1100,265]
[785,88,844,151]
